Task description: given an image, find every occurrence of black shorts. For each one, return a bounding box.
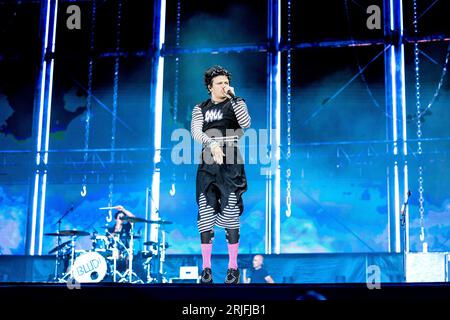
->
[196,146,247,233]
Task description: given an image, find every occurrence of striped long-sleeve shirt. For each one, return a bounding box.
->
[191,97,251,147]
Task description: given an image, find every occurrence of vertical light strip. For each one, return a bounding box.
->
[389,0,394,30]
[399,0,407,156]
[274,52,281,253]
[36,60,46,165]
[159,0,166,46]
[144,187,149,246]
[268,175,272,254]
[51,0,58,52]
[44,0,59,164]
[154,57,164,168]
[399,0,404,35]
[404,165,409,252]
[390,0,401,253]
[31,0,57,255]
[150,172,160,243]
[38,172,47,255]
[277,0,281,43]
[36,0,52,164]
[399,0,409,253]
[44,59,54,165]
[272,0,281,254]
[267,51,272,254]
[33,55,46,252]
[384,0,406,253]
[150,0,166,242]
[390,49,398,155]
[265,0,272,255]
[44,0,51,45]
[30,172,40,255]
[386,169,391,251]
[400,45,407,156]
[40,0,58,253]
[265,177,269,253]
[394,164,401,252]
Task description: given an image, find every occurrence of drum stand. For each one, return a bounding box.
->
[58,236,76,283]
[53,235,62,282]
[143,254,154,283]
[158,230,167,283]
[112,248,120,283]
[106,231,125,282]
[118,223,143,284]
[52,204,75,282]
[52,218,67,282]
[53,234,61,281]
[154,224,169,283]
[111,236,123,283]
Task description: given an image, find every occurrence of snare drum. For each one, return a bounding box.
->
[71,251,107,283]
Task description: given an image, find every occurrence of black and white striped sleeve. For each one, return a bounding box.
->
[231,98,251,128]
[191,105,213,146]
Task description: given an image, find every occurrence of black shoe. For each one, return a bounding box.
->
[200,268,213,284]
[225,268,240,284]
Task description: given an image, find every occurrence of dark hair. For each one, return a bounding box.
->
[204,65,232,94]
[114,211,124,219]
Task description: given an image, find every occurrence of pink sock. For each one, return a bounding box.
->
[227,243,239,269]
[201,244,213,269]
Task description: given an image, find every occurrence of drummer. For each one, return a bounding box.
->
[107,205,136,253]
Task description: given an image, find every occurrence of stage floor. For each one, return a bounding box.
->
[2,282,449,300]
[2,282,448,317]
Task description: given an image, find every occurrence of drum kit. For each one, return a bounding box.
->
[45,213,173,284]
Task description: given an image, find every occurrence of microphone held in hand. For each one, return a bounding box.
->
[226,89,236,99]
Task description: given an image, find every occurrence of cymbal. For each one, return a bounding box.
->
[121,216,149,223]
[121,216,172,225]
[44,230,90,237]
[124,234,141,239]
[48,240,71,254]
[148,220,172,225]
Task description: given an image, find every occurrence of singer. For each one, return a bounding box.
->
[191,65,251,284]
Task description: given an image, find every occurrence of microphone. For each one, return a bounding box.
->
[225,88,236,100]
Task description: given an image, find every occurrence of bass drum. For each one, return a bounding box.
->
[71,251,107,283]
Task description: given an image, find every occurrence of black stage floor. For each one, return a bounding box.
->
[1,282,449,300]
[1,282,448,317]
